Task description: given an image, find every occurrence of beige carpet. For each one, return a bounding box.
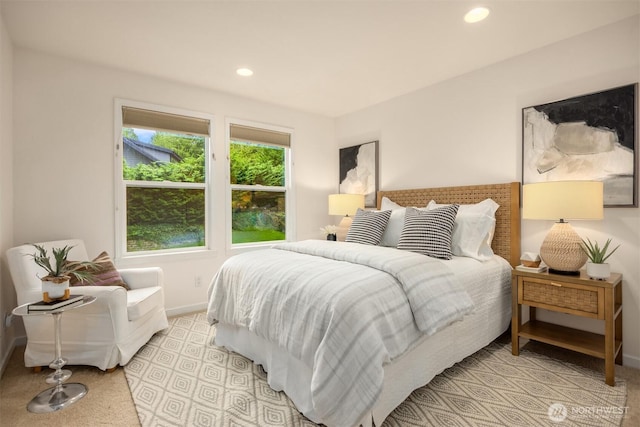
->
[0,349,139,426]
[1,311,638,426]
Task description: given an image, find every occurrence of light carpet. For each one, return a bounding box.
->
[124,312,627,426]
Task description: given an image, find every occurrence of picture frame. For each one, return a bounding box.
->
[339,140,379,208]
[522,83,637,207]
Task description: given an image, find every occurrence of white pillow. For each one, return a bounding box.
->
[379,197,430,248]
[379,197,405,247]
[426,198,499,261]
[380,196,402,210]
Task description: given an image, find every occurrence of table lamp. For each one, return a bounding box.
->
[523,181,603,275]
[328,194,365,241]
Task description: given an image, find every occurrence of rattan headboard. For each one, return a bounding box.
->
[377,182,521,267]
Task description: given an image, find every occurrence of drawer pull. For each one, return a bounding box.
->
[549,282,563,287]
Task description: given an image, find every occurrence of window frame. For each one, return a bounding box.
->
[226,118,295,252]
[114,99,214,260]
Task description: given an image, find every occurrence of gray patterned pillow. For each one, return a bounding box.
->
[345,209,392,245]
[397,205,459,259]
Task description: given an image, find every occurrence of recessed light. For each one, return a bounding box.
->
[236,68,254,77]
[464,7,490,23]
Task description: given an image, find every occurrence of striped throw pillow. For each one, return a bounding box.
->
[398,205,459,259]
[345,208,392,245]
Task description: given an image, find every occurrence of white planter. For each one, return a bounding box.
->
[586,262,610,281]
[41,276,70,300]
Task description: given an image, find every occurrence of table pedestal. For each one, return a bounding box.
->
[27,383,87,413]
[26,310,87,413]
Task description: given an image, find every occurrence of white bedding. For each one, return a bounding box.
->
[207,240,511,427]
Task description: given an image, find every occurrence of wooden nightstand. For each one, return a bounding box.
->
[511,268,622,386]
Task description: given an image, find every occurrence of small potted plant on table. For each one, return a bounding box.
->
[581,238,620,280]
[29,244,104,302]
[320,225,338,241]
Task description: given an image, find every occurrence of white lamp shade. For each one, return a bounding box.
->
[523,181,603,274]
[523,181,603,221]
[328,194,365,216]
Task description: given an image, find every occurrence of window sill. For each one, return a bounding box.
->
[116,248,217,266]
[226,241,281,257]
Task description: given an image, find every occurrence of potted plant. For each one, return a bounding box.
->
[320,225,338,241]
[581,238,620,280]
[29,244,103,302]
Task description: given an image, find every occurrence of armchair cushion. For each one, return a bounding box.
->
[69,251,129,290]
[126,287,164,321]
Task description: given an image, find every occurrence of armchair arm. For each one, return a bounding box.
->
[56,285,130,345]
[67,285,127,314]
[118,267,164,290]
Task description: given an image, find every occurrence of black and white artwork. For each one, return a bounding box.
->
[522,84,637,207]
[339,141,378,207]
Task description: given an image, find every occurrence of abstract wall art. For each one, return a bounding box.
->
[522,84,637,207]
[339,140,379,207]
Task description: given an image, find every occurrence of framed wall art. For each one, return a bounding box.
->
[339,140,379,207]
[522,83,637,207]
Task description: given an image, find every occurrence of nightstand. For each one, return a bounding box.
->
[511,269,622,386]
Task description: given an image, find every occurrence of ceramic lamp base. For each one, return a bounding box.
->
[336,216,353,241]
[548,268,581,276]
[539,221,587,274]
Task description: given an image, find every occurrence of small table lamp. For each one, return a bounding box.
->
[523,181,603,275]
[328,194,365,241]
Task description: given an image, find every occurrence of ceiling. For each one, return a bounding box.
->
[2,1,639,117]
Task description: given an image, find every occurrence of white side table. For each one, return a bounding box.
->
[12,295,96,413]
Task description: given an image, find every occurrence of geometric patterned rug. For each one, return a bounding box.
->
[124,312,627,427]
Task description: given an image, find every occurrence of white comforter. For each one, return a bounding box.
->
[207,240,474,427]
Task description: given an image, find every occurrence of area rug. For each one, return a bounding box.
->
[124,312,627,426]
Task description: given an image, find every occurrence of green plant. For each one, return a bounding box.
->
[581,238,620,264]
[29,244,104,284]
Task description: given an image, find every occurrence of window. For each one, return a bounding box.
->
[229,122,292,246]
[116,101,212,256]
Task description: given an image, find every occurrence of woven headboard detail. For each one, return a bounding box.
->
[377,182,521,266]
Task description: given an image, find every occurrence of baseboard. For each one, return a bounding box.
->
[623,353,640,370]
[165,302,207,318]
[0,339,11,377]
[0,335,27,378]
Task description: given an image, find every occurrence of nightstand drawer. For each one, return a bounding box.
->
[519,277,604,319]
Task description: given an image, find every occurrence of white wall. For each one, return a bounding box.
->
[336,16,640,368]
[11,49,335,318]
[0,7,16,374]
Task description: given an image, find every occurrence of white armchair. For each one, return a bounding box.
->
[6,239,169,371]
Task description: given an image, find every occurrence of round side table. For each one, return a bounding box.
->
[12,295,96,413]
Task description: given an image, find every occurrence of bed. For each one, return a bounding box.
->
[207,182,521,427]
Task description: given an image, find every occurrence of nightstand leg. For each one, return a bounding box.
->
[615,283,623,366]
[511,276,520,356]
[615,312,623,365]
[604,288,615,386]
